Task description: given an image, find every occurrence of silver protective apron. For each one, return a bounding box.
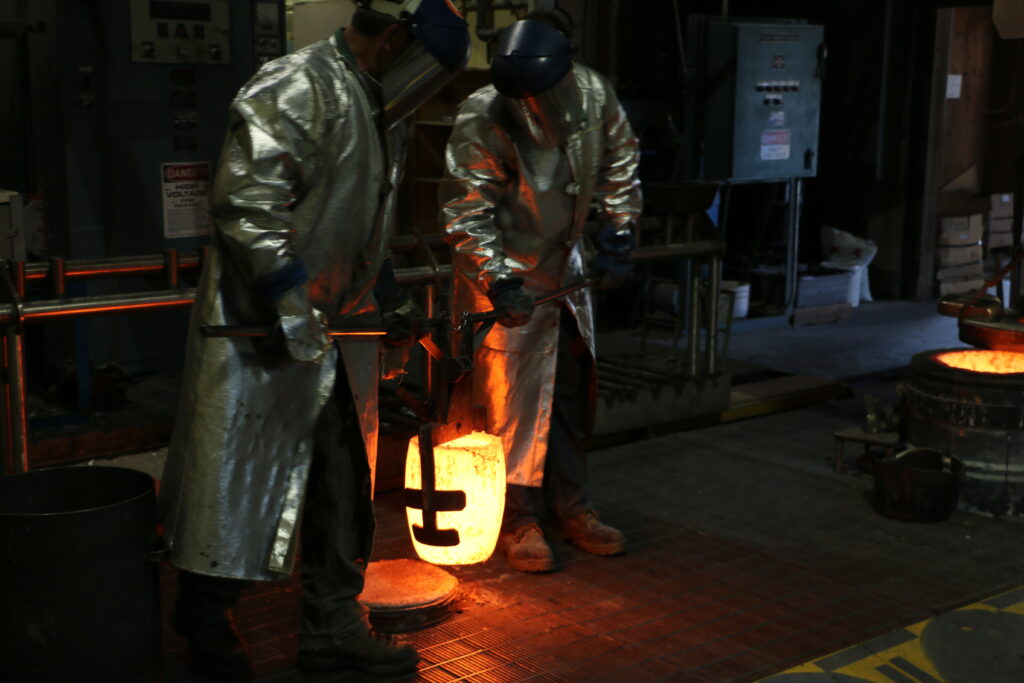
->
[441,64,642,487]
[160,34,404,581]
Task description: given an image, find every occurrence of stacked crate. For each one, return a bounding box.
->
[988,193,1015,253]
[936,212,985,296]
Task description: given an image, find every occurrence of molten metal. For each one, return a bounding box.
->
[935,349,1024,374]
[405,431,506,565]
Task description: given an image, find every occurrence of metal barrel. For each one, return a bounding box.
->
[0,466,159,680]
[903,349,1024,516]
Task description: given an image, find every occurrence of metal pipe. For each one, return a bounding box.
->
[423,283,436,400]
[707,253,721,374]
[14,237,720,287]
[19,235,447,284]
[687,259,701,376]
[23,254,203,282]
[0,290,196,325]
[164,248,180,288]
[395,265,453,286]
[5,328,27,474]
[633,240,725,262]
[48,256,65,298]
[782,179,801,316]
[12,261,25,298]
[1,334,10,475]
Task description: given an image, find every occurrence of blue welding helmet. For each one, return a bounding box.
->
[362,0,471,128]
[491,19,574,98]
[492,20,581,149]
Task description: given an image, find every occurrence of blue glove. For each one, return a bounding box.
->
[589,225,634,289]
[487,277,535,328]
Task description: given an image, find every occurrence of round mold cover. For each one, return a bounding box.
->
[361,559,459,633]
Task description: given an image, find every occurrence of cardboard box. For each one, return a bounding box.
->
[936,261,984,281]
[939,277,986,296]
[938,192,990,216]
[936,244,982,267]
[938,214,984,245]
[989,215,1014,233]
[796,270,855,308]
[988,231,1014,250]
[991,193,1014,218]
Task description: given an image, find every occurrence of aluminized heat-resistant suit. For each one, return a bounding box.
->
[160,34,404,582]
[442,63,642,489]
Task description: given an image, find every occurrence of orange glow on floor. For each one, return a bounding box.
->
[935,349,1024,374]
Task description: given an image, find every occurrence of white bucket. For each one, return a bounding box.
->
[721,280,750,319]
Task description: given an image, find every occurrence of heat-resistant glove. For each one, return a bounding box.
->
[375,258,425,347]
[274,287,331,362]
[381,298,426,347]
[487,276,535,328]
[589,224,635,290]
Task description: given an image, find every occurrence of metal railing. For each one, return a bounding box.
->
[0,237,725,475]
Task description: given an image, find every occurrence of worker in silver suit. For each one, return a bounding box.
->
[441,13,642,573]
[158,1,469,678]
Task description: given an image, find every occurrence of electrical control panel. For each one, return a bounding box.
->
[693,19,825,182]
[129,0,231,64]
[21,0,284,371]
[253,1,285,65]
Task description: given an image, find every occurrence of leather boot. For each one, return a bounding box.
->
[171,608,254,681]
[556,510,627,555]
[501,523,555,572]
[297,626,419,675]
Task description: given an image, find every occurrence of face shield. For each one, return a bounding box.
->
[490,20,579,148]
[369,0,471,128]
[381,41,460,127]
[505,70,583,149]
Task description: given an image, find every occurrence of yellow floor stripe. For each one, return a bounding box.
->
[760,586,1024,682]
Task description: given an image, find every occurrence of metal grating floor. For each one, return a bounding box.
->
[160,384,1024,682]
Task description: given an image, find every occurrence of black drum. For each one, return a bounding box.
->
[0,466,160,681]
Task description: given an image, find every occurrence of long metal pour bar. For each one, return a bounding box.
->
[201,325,386,338]
[0,239,726,474]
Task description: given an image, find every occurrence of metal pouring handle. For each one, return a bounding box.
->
[201,324,386,338]
[467,277,598,325]
[203,279,596,339]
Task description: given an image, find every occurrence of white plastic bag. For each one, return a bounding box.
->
[821,226,878,303]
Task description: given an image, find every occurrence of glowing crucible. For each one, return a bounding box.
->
[405,431,506,565]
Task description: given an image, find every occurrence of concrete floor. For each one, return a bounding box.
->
[155,387,1024,682]
[82,300,1024,681]
[695,300,963,381]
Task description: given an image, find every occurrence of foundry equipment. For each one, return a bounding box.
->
[902,348,1024,516]
[398,279,595,564]
[207,279,593,564]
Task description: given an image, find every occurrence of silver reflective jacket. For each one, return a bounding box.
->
[441,64,641,486]
[160,34,404,581]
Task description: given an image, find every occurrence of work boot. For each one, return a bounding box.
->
[171,609,254,681]
[297,627,420,675]
[501,523,555,572]
[557,510,627,556]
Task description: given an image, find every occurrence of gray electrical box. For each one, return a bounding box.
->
[694,18,824,182]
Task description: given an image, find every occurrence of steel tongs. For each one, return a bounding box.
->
[200,278,596,343]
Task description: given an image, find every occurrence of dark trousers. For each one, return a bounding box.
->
[176,364,375,647]
[503,308,595,532]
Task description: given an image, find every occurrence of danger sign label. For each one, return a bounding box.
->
[161,161,211,239]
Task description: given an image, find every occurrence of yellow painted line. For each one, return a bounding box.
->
[759,586,1024,682]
